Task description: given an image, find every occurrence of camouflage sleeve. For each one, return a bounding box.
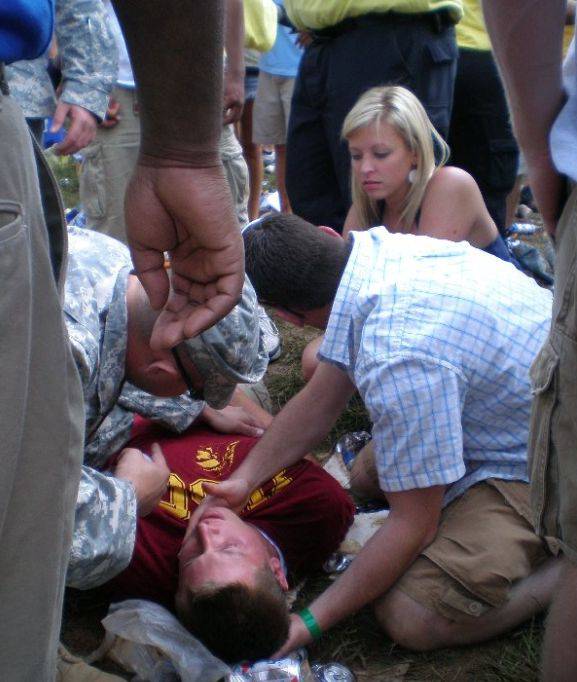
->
[66,465,137,589]
[118,382,205,432]
[56,0,119,120]
[5,58,58,118]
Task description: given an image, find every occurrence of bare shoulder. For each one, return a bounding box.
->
[425,166,480,198]
[420,167,497,246]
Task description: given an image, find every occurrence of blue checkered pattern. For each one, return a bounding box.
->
[319,228,553,505]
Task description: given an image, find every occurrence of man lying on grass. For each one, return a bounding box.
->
[104,399,354,663]
[192,213,561,655]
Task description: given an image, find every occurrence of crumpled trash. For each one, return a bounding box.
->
[333,431,372,471]
[228,649,315,681]
[506,237,555,287]
[312,662,356,681]
[504,222,555,288]
[228,651,356,682]
[506,222,543,237]
[87,599,230,682]
[323,552,354,575]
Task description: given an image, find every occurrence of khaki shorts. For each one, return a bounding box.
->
[393,480,552,621]
[253,71,295,145]
[529,184,577,564]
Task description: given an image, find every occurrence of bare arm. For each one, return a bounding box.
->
[184,362,356,537]
[483,0,566,234]
[276,484,445,655]
[223,0,245,125]
[417,167,498,247]
[342,204,362,240]
[111,0,244,346]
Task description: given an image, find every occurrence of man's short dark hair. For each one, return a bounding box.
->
[175,568,290,663]
[243,213,351,310]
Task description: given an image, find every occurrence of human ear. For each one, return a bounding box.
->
[318,224,342,240]
[269,557,289,592]
[146,355,181,380]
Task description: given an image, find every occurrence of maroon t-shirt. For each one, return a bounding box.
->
[109,416,354,608]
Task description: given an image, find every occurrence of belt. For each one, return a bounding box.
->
[0,63,9,96]
[310,10,454,42]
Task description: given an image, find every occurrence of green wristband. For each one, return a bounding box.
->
[299,607,322,639]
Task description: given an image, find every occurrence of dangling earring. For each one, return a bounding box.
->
[408,168,417,184]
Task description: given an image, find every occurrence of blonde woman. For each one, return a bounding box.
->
[342,85,513,261]
[301,86,516,380]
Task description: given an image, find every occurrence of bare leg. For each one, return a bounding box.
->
[541,557,577,681]
[349,440,382,500]
[238,100,263,221]
[505,173,525,227]
[375,557,562,651]
[302,335,323,381]
[274,144,292,213]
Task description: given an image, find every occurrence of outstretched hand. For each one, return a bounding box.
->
[183,478,251,543]
[124,163,245,349]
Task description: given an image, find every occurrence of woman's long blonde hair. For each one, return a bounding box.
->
[342,86,450,231]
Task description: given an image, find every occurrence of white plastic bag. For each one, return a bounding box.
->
[90,599,230,682]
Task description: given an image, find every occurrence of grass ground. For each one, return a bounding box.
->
[53,154,549,680]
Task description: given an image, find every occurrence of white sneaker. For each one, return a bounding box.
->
[258,306,282,362]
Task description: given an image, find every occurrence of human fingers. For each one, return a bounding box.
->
[223,101,243,125]
[57,109,96,155]
[149,282,242,350]
[101,99,122,128]
[184,494,221,542]
[235,420,265,438]
[183,479,249,542]
[150,442,168,470]
[50,100,69,134]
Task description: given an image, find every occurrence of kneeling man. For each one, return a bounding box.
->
[196,214,560,655]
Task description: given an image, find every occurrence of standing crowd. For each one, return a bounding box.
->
[1,0,576,680]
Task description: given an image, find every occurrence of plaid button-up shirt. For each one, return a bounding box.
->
[320,228,552,505]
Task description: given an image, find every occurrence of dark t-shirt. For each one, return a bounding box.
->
[109,416,354,608]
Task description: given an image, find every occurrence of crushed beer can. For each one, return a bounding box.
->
[506,222,543,237]
[333,431,371,470]
[227,649,314,681]
[311,663,356,681]
[323,552,354,574]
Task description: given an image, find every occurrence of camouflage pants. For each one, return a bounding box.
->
[0,87,83,677]
[220,122,249,228]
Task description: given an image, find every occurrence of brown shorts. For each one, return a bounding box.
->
[393,480,552,621]
[529,184,577,564]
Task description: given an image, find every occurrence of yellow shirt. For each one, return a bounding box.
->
[285,0,463,32]
[563,25,575,57]
[455,0,491,51]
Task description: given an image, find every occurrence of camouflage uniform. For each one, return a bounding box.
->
[64,226,267,588]
[6,0,117,121]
